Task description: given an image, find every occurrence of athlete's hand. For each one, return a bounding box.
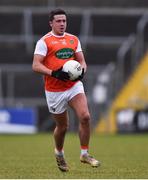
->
[73,68,84,81]
[51,67,70,81]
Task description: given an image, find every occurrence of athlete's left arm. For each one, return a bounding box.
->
[75,51,87,73]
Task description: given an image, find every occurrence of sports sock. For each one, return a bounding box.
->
[81,145,88,156]
[55,148,64,156]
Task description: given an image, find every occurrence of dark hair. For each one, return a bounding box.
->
[49,8,67,21]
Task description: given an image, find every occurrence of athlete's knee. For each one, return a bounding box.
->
[56,122,69,133]
[62,123,69,132]
[80,112,91,126]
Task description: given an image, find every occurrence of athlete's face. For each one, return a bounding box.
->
[50,14,67,36]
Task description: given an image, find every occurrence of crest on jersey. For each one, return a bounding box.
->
[55,48,74,59]
[69,40,74,44]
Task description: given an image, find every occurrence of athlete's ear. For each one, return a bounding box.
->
[49,21,52,27]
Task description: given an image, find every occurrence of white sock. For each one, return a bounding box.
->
[55,148,64,156]
[81,149,88,156]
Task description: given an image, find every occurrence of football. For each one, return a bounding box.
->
[63,60,82,81]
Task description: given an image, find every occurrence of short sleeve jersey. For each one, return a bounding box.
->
[34,31,82,92]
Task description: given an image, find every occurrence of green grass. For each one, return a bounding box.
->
[0,133,148,179]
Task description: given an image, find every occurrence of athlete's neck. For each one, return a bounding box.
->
[51,31,65,37]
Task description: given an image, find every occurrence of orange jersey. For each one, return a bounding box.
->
[35,31,82,92]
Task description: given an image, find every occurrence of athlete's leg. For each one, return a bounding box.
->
[69,93,100,167]
[52,110,69,151]
[68,93,91,147]
[52,110,69,172]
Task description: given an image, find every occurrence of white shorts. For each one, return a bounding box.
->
[45,81,85,114]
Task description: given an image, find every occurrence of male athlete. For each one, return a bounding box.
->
[32,8,100,172]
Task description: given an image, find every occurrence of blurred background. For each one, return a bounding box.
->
[0,0,148,134]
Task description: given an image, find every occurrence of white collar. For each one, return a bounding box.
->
[51,31,65,38]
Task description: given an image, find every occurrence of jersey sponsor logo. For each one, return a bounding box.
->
[55,48,74,59]
[51,41,58,44]
[59,39,67,45]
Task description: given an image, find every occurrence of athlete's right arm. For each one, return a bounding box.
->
[32,39,52,76]
[32,54,52,76]
[32,39,69,81]
[32,55,69,81]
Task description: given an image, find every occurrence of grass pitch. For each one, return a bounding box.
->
[0,133,148,179]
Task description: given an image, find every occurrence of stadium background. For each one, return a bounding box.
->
[0,0,148,134]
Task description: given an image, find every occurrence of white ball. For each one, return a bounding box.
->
[63,60,82,81]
